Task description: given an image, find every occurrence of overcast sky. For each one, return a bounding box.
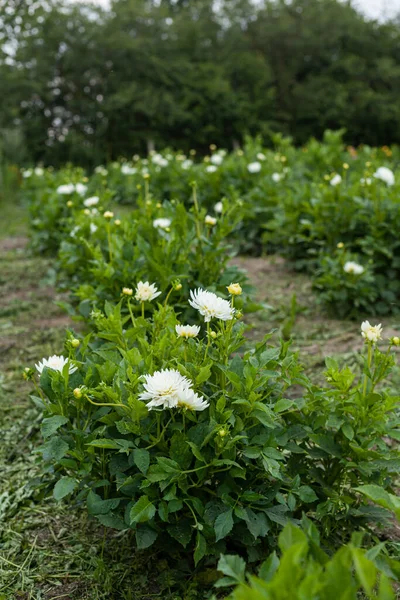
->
[70,0,400,21]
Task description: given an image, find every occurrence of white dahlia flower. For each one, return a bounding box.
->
[181,159,193,170]
[205,215,217,226]
[22,169,32,178]
[343,261,364,275]
[34,167,44,176]
[175,324,200,339]
[189,288,234,322]
[272,172,282,182]
[121,164,136,175]
[176,387,209,411]
[35,355,77,375]
[206,165,217,173]
[247,162,262,173]
[57,183,75,195]
[330,174,342,186]
[139,369,192,409]
[374,166,395,186]
[135,281,161,303]
[153,218,171,230]
[214,201,223,213]
[361,321,382,343]
[84,196,99,207]
[210,154,223,165]
[75,183,87,196]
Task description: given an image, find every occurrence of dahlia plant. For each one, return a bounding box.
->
[30,289,400,561]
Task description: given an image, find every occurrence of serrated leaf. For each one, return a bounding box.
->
[53,476,77,501]
[214,508,234,542]
[130,495,156,524]
[133,448,150,475]
[41,415,69,439]
[216,554,246,587]
[136,525,158,549]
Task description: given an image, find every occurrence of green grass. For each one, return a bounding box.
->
[1,205,400,599]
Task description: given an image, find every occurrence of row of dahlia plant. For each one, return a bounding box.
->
[21,131,400,316]
[27,258,400,575]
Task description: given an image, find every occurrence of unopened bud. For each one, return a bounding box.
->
[73,387,83,400]
[71,338,80,348]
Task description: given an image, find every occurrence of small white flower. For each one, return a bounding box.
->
[121,164,136,175]
[210,154,223,165]
[374,166,395,186]
[34,167,44,176]
[153,218,171,230]
[343,261,364,275]
[22,169,32,178]
[70,226,79,238]
[247,162,262,173]
[90,223,98,234]
[181,159,193,170]
[35,355,77,375]
[205,215,217,226]
[95,166,108,176]
[176,387,209,411]
[175,324,200,339]
[189,288,234,322]
[152,154,169,167]
[139,369,193,409]
[272,172,282,182]
[361,321,382,343]
[57,183,75,195]
[84,196,99,207]
[360,177,372,186]
[257,152,266,160]
[330,174,342,186]
[206,165,217,173]
[214,201,223,214]
[135,281,161,303]
[75,183,87,195]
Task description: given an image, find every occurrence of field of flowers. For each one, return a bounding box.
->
[1,130,400,599]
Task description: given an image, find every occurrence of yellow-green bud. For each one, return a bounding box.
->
[67,200,73,208]
[114,219,121,226]
[392,336,400,346]
[122,287,133,296]
[71,338,80,348]
[219,429,227,437]
[73,388,83,400]
[103,210,114,219]
[210,331,217,339]
[337,242,344,249]
[227,283,242,296]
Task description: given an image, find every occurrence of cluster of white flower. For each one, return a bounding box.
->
[343,261,364,275]
[95,166,108,176]
[35,355,77,375]
[139,369,208,411]
[57,183,87,195]
[181,159,193,170]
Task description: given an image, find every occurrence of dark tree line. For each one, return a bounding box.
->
[1,0,400,166]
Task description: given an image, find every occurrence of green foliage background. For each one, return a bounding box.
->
[2,0,400,166]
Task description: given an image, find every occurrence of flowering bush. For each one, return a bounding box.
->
[21,132,400,315]
[30,288,400,561]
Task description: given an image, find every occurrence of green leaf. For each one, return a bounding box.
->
[168,520,192,548]
[135,525,158,549]
[355,485,400,520]
[53,476,77,501]
[130,495,156,524]
[278,523,307,552]
[298,485,318,503]
[214,508,234,542]
[258,551,280,582]
[216,554,246,587]
[41,436,69,461]
[133,448,150,475]
[87,491,120,515]
[351,547,377,595]
[194,532,207,566]
[97,513,126,530]
[41,415,69,439]
[196,364,212,384]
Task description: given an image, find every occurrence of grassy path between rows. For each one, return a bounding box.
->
[1,204,400,598]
